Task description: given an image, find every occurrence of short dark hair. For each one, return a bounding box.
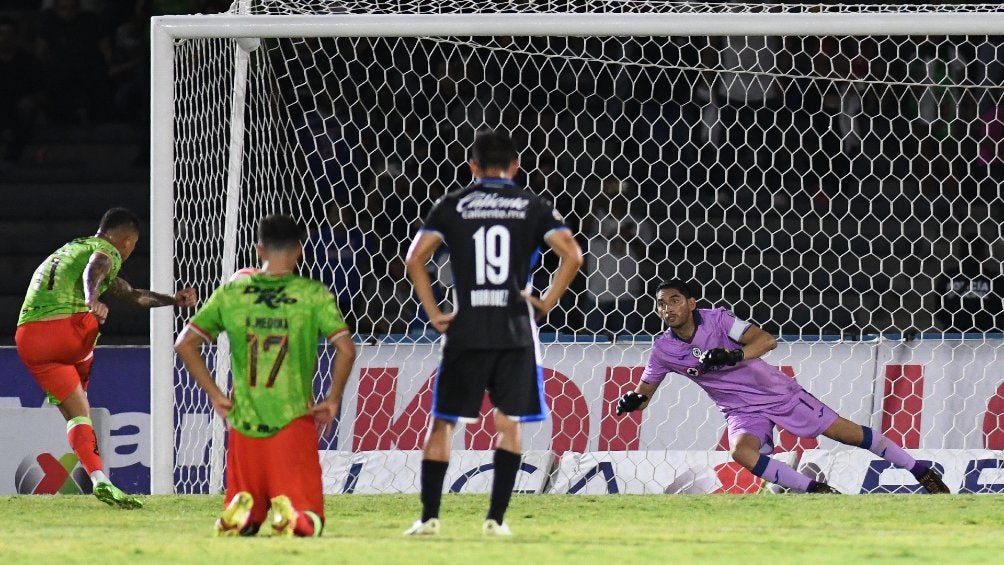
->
[98,207,140,233]
[656,278,698,299]
[470,129,518,171]
[258,214,306,250]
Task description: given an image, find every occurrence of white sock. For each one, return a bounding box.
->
[90,470,110,487]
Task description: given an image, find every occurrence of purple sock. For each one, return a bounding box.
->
[859,426,922,475]
[751,454,813,492]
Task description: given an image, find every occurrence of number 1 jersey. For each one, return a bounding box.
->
[187,273,349,437]
[419,178,569,350]
[19,237,122,325]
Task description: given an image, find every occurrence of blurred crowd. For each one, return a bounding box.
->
[0,0,230,163]
[288,32,1004,336]
[3,1,1002,337]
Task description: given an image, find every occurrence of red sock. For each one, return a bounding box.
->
[66,416,103,475]
[295,511,323,537]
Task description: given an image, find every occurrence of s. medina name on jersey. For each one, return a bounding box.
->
[419,178,568,350]
[247,316,289,330]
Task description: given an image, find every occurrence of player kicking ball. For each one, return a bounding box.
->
[616,278,951,495]
[15,207,197,509]
[175,214,357,537]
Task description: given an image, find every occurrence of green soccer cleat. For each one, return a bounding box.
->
[93,482,144,509]
[215,491,254,537]
[270,495,297,537]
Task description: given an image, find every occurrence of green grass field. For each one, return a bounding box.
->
[2,493,1001,564]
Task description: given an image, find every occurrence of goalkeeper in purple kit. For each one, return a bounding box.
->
[617,279,951,494]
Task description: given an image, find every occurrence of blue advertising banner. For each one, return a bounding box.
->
[0,347,151,494]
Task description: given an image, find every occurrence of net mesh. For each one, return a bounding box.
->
[167,2,1004,494]
[228,1,1004,15]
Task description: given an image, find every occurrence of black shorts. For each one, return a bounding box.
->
[432,346,546,423]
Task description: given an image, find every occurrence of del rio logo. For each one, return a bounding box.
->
[243,285,297,309]
[15,453,91,495]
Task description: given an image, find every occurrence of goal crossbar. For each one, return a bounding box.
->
[151,12,1004,39]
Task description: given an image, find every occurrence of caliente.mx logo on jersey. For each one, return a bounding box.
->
[456,191,529,220]
[244,285,297,309]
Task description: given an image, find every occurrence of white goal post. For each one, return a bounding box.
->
[151,6,1004,495]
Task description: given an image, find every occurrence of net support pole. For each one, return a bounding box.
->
[149,20,177,496]
[208,0,259,496]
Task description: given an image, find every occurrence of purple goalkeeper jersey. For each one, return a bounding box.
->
[641,308,802,413]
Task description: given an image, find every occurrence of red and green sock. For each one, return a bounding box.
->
[66,416,105,483]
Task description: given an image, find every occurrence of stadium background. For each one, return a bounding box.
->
[2,1,1004,497]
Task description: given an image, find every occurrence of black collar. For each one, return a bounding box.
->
[669,309,702,342]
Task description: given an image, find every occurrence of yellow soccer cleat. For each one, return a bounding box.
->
[214,491,254,537]
[270,495,298,537]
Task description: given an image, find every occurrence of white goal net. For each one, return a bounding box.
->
[151,2,1004,495]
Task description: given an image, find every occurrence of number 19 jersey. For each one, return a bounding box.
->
[186,273,349,438]
[419,178,569,350]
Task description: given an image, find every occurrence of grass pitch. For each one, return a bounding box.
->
[1,493,1000,564]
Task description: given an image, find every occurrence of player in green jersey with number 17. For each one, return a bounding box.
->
[175,214,357,537]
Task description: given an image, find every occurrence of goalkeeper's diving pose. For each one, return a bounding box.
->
[616,278,950,494]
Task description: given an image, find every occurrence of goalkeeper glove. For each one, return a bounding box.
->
[616,391,649,415]
[699,348,744,371]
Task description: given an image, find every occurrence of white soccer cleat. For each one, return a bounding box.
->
[403,518,440,536]
[482,519,512,536]
[215,491,254,537]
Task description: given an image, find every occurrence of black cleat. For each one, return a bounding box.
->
[808,482,841,494]
[917,468,951,494]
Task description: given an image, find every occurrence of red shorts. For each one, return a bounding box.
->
[15,312,100,402]
[225,415,324,527]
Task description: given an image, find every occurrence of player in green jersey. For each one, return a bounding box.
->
[175,214,357,537]
[15,207,197,509]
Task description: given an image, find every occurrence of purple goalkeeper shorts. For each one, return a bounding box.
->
[725,389,839,454]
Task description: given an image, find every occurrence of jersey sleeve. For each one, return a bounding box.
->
[93,238,124,285]
[640,341,672,386]
[714,308,752,344]
[419,197,448,240]
[187,288,225,343]
[316,286,350,342]
[532,195,569,244]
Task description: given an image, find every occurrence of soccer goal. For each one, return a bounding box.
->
[151,1,1004,495]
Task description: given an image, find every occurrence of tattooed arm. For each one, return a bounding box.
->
[83,251,114,323]
[104,278,198,309]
